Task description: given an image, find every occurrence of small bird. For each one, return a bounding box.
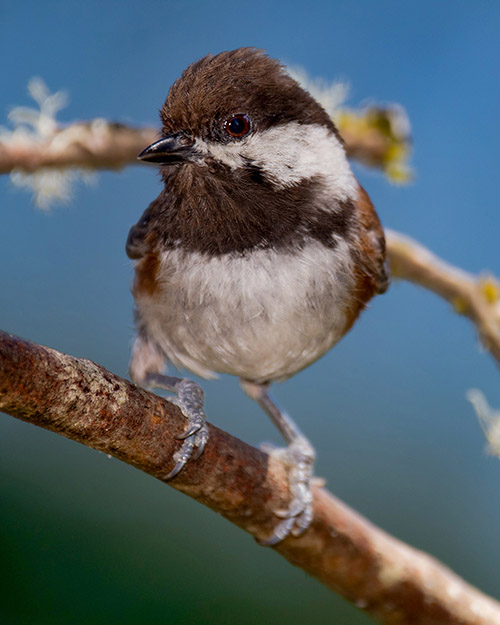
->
[127,48,388,544]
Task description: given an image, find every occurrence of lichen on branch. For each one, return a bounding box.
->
[0,77,411,207]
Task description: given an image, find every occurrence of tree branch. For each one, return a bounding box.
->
[1,329,499,624]
[0,122,158,174]
[0,119,399,175]
[386,229,500,366]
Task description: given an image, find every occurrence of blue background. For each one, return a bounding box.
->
[1,1,500,623]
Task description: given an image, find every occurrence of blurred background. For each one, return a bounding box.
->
[1,1,500,623]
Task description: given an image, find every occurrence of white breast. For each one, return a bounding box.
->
[135,240,355,383]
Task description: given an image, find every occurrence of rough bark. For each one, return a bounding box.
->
[1,330,499,625]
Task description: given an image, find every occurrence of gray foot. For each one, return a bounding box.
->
[146,374,209,480]
[240,379,317,545]
[260,436,315,546]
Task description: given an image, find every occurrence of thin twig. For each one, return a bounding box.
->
[386,229,500,365]
[1,329,499,625]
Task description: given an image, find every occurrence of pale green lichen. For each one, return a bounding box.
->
[335,105,413,183]
[378,559,406,587]
[1,78,95,209]
[467,389,500,458]
[478,275,500,305]
[288,66,412,184]
[287,65,350,118]
[4,77,68,140]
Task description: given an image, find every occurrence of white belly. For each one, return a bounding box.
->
[135,241,354,383]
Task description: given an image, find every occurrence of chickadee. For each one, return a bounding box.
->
[127,48,388,544]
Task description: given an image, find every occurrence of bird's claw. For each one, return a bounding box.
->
[164,421,208,480]
[164,460,186,481]
[176,422,202,440]
[146,375,209,481]
[274,498,307,519]
[260,437,316,545]
[259,506,313,546]
[164,419,209,480]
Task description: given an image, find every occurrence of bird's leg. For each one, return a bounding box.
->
[130,334,208,480]
[241,379,316,545]
[145,373,209,480]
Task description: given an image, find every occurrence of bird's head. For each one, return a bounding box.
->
[139,48,355,199]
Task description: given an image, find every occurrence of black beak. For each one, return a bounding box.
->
[138,132,199,165]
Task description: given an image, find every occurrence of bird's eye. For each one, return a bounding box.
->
[224,114,251,138]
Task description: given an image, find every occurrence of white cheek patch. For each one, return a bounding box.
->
[195,138,245,170]
[196,122,357,201]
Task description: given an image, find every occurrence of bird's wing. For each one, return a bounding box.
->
[354,185,390,296]
[125,200,156,260]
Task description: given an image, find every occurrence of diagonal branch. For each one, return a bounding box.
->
[1,329,499,625]
[386,229,500,366]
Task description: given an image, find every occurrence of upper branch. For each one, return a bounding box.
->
[1,329,499,625]
[0,117,403,176]
[0,122,158,174]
